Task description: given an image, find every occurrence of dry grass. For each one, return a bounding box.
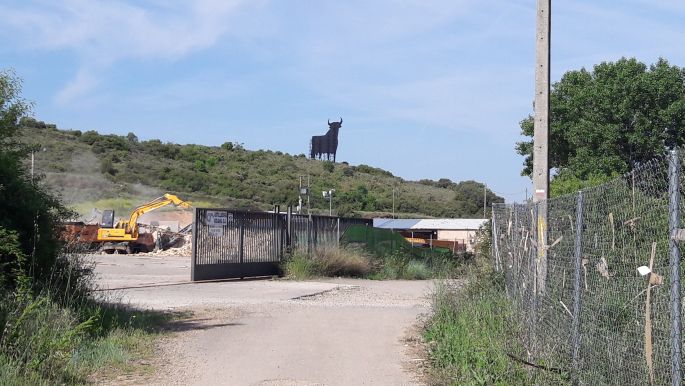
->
[284,247,373,279]
[314,247,372,277]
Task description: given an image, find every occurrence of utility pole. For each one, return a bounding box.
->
[307,175,312,253]
[298,176,303,214]
[533,0,551,293]
[483,184,487,219]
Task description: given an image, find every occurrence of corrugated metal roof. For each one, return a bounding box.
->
[373,218,488,230]
[372,219,421,229]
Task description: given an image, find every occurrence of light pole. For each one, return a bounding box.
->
[322,189,335,216]
[31,147,46,181]
[392,187,396,219]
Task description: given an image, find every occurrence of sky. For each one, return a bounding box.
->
[1,0,684,203]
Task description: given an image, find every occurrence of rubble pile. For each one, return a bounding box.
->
[138,234,192,257]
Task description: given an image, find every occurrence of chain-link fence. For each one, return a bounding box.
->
[492,151,684,385]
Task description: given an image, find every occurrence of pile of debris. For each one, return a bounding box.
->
[133,223,193,257]
[138,234,192,257]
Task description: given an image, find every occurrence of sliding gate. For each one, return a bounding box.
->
[191,208,284,281]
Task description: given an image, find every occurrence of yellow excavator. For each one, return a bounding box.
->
[97,193,192,254]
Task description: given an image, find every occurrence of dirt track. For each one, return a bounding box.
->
[93,254,437,385]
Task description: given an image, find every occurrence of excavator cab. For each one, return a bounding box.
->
[101,210,115,228]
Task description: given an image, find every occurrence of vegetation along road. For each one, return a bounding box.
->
[95,254,437,385]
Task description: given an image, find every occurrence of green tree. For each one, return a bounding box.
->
[516,58,685,192]
[453,181,503,217]
[0,70,70,292]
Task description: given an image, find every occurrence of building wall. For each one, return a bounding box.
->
[437,229,478,251]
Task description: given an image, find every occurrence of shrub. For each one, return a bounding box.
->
[283,252,319,279]
[322,161,334,173]
[315,247,371,277]
[283,247,372,279]
[403,260,430,280]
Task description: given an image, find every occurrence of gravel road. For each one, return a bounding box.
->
[92,254,437,385]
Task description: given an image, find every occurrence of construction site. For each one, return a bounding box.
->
[60,193,195,257]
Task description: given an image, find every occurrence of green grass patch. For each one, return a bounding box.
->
[424,273,531,385]
[72,328,157,379]
[0,294,179,385]
[423,267,571,385]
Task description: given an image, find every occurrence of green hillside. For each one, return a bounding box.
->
[19,118,503,218]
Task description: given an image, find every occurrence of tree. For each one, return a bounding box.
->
[1,70,31,151]
[452,181,503,217]
[516,58,685,193]
[0,70,70,292]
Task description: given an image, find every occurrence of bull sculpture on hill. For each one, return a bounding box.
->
[310,118,342,162]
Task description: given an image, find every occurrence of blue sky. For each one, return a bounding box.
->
[1,0,684,203]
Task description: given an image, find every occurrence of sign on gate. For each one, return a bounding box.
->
[208,226,224,237]
[206,210,231,225]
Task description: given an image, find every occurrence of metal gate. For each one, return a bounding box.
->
[191,208,284,281]
[191,208,372,281]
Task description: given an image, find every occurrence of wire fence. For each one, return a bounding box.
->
[492,150,684,385]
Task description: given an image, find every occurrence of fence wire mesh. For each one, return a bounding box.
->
[492,152,684,385]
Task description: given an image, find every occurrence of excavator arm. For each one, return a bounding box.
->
[125,194,192,234]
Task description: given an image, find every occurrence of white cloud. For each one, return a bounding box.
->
[0,0,250,103]
[55,68,99,105]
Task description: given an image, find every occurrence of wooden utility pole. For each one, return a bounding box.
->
[533,0,550,293]
[483,185,487,219]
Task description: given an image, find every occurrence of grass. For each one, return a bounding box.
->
[422,259,571,386]
[0,288,178,385]
[282,246,460,280]
[72,328,157,380]
[283,247,373,279]
[315,247,373,277]
[423,272,531,385]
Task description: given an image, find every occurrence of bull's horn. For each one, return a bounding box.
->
[328,119,331,125]
[339,117,342,124]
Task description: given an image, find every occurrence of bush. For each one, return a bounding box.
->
[283,251,319,279]
[315,247,372,277]
[403,260,430,280]
[283,247,372,279]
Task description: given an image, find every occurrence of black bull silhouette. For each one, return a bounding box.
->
[310,118,342,162]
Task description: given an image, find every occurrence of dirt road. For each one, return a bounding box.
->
[93,255,435,385]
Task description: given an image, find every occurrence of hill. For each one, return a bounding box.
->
[19,118,503,218]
